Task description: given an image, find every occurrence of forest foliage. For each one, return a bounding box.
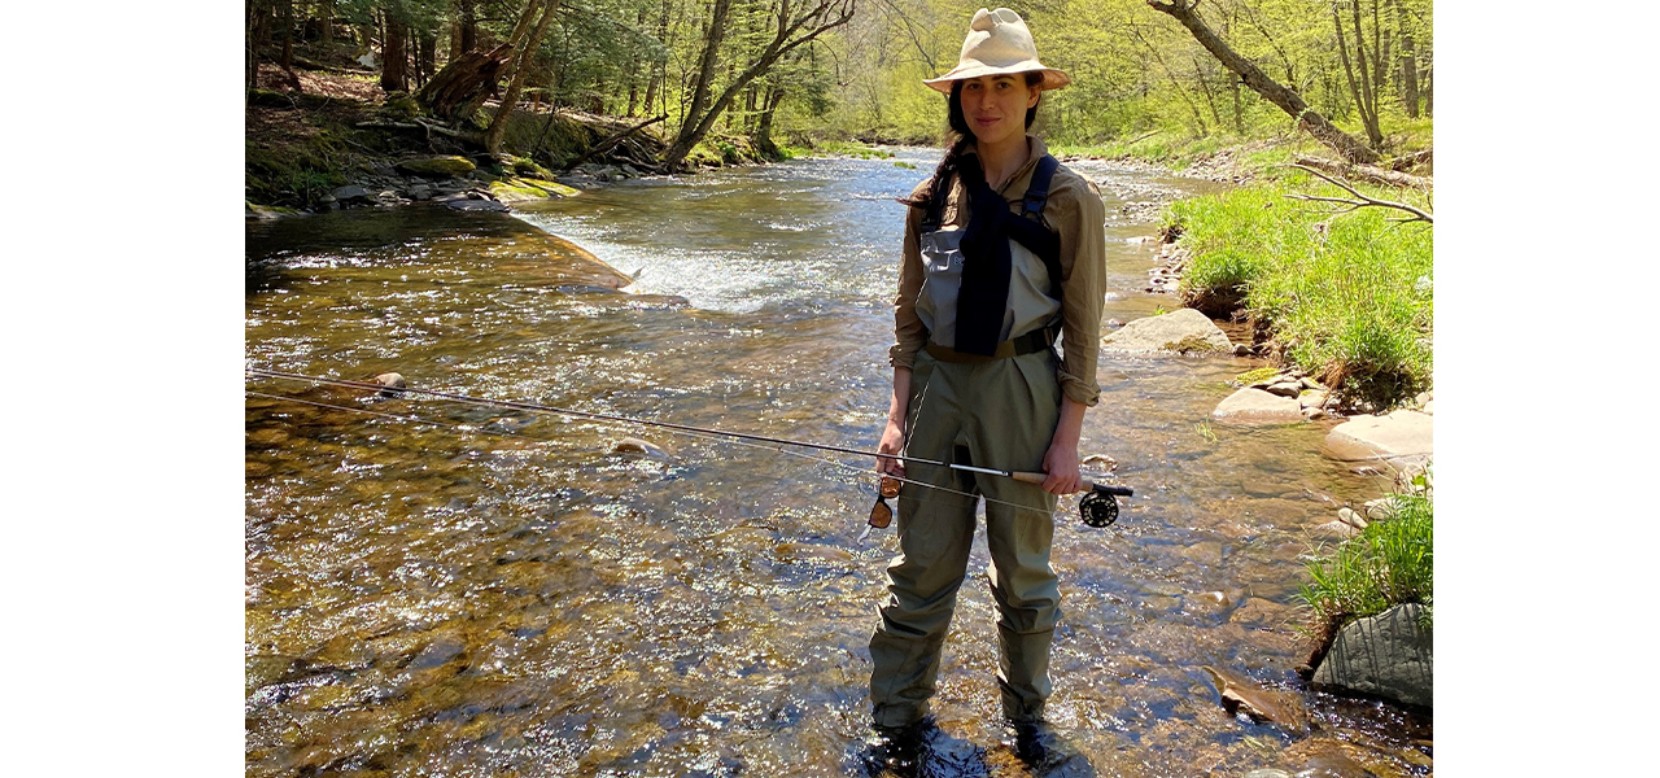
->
[247,0,1433,158]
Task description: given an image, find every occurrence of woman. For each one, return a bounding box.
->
[867,6,1106,768]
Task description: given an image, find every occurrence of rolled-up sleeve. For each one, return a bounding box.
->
[1051,176,1107,407]
[888,181,932,369]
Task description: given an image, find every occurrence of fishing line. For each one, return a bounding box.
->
[244,376,1068,521]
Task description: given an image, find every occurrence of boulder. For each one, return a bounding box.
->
[396,156,478,177]
[1213,388,1303,424]
[1101,308,1232,354]
[331,185,371,202]
[1311,603,1432,708]
[1322,410,1433,468]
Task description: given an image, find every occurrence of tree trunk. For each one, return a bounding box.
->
[246,1,262,92]
[381,12,408,92]
[661,0,854,171]
[419,43,513,120]
[674,0,733,158]
[1346,0,1384,148]
[485,0,562,156]
[755,84,784,158]
[459,0,478,55]
[1148,0,1379,164]
[417,30,437,88]
[319,0,334,46]
[1395,0,1419,118]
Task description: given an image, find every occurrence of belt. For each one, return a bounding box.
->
[924,325,1058,363]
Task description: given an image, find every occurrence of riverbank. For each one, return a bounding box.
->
[246,61,774,215]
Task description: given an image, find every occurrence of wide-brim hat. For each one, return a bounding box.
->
[922,7,1071,94]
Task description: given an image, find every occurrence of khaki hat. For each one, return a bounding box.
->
[922,8,1071,94]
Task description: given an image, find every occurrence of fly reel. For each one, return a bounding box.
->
[1079,483,1133,528]
[1079,489,1119,528]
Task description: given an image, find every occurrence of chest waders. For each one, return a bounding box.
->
[869,155,1070,729]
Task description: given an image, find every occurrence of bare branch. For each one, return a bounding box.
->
[1284,164,1433,223]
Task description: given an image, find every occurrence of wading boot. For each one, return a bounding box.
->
[862,716,937,776]
[1003,718,1087,773]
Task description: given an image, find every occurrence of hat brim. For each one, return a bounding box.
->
[922,62,1071,94]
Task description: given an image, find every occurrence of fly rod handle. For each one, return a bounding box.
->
[1011,471,1133,497]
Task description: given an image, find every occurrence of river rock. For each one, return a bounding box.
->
[1362,497,1401,521]
[1213,388,1303,424]
[372,373,407,397]
[1299,390,1329,410]
[1336,507,1367,530]
[1265,380,1303,398]
[396,155,477,177]
[331,185,372,202]
[1311,603,1432,708]
[1244,771,1292,778]
[1101,308,1232,353]
[1230,597,1290,628]
[1312,519,1360,540]
[1201,666,1312,734]
[444,198,509,212]
[1322,410,1433,468]
[612,437,672,460]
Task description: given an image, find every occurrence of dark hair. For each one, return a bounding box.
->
[902,71,1045,210]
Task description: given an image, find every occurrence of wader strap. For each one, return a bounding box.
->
[924,323,1059,364]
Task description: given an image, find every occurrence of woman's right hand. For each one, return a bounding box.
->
[876,418,907,478]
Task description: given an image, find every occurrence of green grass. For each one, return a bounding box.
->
[1165,170,1432,407]
[1299,467,1434,640]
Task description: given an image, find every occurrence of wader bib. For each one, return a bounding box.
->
[869,155,1067,727]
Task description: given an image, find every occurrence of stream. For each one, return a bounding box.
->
[245,149,1431,777]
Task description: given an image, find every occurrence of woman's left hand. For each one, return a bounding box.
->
[1040,438,1082,495]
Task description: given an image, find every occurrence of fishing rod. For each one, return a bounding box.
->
[245,367,1132,527]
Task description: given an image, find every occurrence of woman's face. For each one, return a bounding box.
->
[958,74,1039,147]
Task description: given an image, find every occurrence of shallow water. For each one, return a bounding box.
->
[246,152,1429,777]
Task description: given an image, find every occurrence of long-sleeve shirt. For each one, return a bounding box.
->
[888,136,1108,407]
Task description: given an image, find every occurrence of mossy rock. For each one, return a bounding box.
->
[1235,367,1281,386]
[518,178,579,197]
[489,178,564,203]
[503,155,556,180]
[397,156,478,177]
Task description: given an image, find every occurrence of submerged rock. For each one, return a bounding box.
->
[1312,603,1432,708]
[612,437,672,460]
[1201,665,1312,734]
[1213,388,1303,424]
[1101,308,1232,353]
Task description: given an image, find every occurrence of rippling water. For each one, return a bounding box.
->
[246,152,1429,777]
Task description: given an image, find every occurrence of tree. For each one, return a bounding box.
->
[1147,0,1379,164]
[1330,0,1386,150]
[485,0,563,154]
[661,0,856,170]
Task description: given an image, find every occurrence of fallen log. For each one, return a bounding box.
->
[564,114,668,171]
[1293,155,1431,190]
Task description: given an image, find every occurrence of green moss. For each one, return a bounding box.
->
[1235,367,1281,385]
[396,156,477,177]
[518,178,579,197]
